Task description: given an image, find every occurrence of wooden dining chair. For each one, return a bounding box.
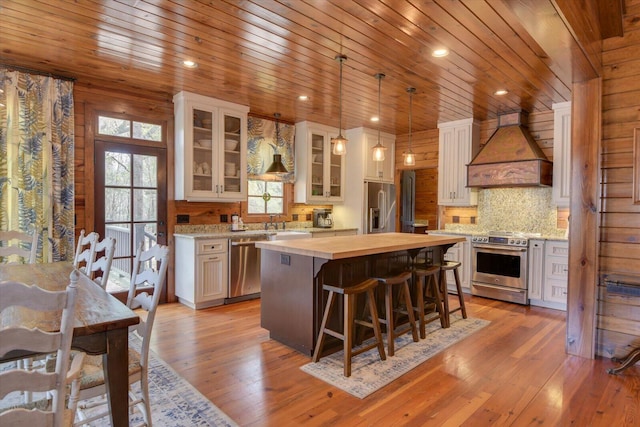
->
[72,230,99,276]
[74,242,170,427]
[88,236,116,290]
[0,271,85,427]
[0,229,38,264]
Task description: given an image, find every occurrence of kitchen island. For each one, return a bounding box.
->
[256,232,465,355]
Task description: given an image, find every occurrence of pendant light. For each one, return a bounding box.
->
[403,87,416,166]
[331,54,348,155]
[265,113,288,174]
[371,73,387,162]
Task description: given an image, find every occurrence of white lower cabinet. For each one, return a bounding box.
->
[175,236,228,309]
[528,239,568,310]
[442,236,472,293]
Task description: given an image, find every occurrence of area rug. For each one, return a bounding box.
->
[1,335,238,427]
[300,316,490,399]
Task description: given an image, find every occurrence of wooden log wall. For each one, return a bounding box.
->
[394,129,439,228]
[597,0,640,359]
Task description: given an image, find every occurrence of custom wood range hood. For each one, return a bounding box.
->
[467,111,552,188]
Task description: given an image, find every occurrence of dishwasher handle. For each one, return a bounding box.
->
[230,240,261,247]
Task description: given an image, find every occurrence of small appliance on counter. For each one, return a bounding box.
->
[313,208,333,228]
[231,213,244,231]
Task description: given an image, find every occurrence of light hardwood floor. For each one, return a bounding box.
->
[151,296,638,426]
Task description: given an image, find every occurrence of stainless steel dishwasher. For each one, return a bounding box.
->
[226,235,266,303]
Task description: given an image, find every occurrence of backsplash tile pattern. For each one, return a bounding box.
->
[445,187,565,238]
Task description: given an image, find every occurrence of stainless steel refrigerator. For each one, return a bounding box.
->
[400,170,416,232]
[364,181,396,233]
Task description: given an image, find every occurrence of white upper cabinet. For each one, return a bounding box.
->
[294,121,345,203]
[438,118,480,206]
[552,102,572,207]
[173,91,249,202]
[346,127,396,183]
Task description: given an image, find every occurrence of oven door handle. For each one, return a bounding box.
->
[472,244,527,252]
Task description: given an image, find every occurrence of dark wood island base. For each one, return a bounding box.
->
[258,233,463,356]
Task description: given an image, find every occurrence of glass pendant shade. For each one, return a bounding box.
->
[403,151,416,166]
[372,142,387,161]
[403,86,417,166]
[332,134,347,155]
[373,73,385,162]
[332,54,348,155]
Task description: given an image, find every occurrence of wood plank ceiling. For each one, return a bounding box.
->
[0,0,596,134]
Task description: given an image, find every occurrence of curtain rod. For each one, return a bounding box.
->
[0,63,76,82]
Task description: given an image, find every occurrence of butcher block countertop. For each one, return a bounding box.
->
[255,232,465,260]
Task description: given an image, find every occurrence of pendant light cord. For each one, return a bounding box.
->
[376,73,385,145]
[338,57,344,133]
[408,87,414,150]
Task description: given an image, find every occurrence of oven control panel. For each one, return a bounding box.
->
[472,235,529,247]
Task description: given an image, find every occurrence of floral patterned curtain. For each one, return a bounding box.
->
[0,69,75,262]
[247,116,295,183]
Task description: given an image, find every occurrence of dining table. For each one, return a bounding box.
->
[0,262,140,427]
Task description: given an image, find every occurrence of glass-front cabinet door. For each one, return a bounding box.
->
[192,108,214,193]
[310,132,326,198]
[173,91,249,202]
[219,112,244,200]
[294,121,345,203]
[328,149,343,199]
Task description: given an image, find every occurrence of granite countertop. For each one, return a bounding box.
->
[173,227,357,239]
[255,232,465,260]
[428,228,568,241]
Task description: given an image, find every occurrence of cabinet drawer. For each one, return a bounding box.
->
[546,241,568,257]
[197,239,227,254]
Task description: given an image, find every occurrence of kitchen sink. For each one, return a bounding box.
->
[267,231,312,241]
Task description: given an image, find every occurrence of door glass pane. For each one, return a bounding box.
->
[134,223,158,253]
[99,116,130,138]
[133,154,157,187]
[132,121,162,141]
[105,152,131,186]
[105,223,133,289]
[105,188,131,221]
[134,189,157,221]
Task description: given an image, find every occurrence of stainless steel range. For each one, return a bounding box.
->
[471,231,536,305]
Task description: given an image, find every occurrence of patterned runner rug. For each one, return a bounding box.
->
[300,316,490,399]
[1,334,237,427]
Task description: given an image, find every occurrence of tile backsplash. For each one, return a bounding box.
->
[445,187,565,238]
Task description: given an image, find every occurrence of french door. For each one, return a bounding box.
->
[94,141,167,294]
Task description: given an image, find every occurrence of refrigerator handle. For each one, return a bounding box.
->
[378,189,386,229]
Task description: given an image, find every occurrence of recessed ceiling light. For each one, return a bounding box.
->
[298,95,309,101]
[494,89,509,96]
[182,60,198,68]
[370,116,379,122]
[432,48,449,58]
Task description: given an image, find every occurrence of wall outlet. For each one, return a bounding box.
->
[220,214,228,223]
[280,254,291,265]
[177,214,189,224]
[292,214,299,221]
[452,216,460,223]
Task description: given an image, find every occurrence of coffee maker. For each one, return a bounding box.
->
[313,208,333,228]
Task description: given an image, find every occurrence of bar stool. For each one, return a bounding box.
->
[375,271,419,356]
[413,264,447,338]
[439,261,468,327]
[312,278,386,377]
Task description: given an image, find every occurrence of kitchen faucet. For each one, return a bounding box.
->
[265,215,278,230]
